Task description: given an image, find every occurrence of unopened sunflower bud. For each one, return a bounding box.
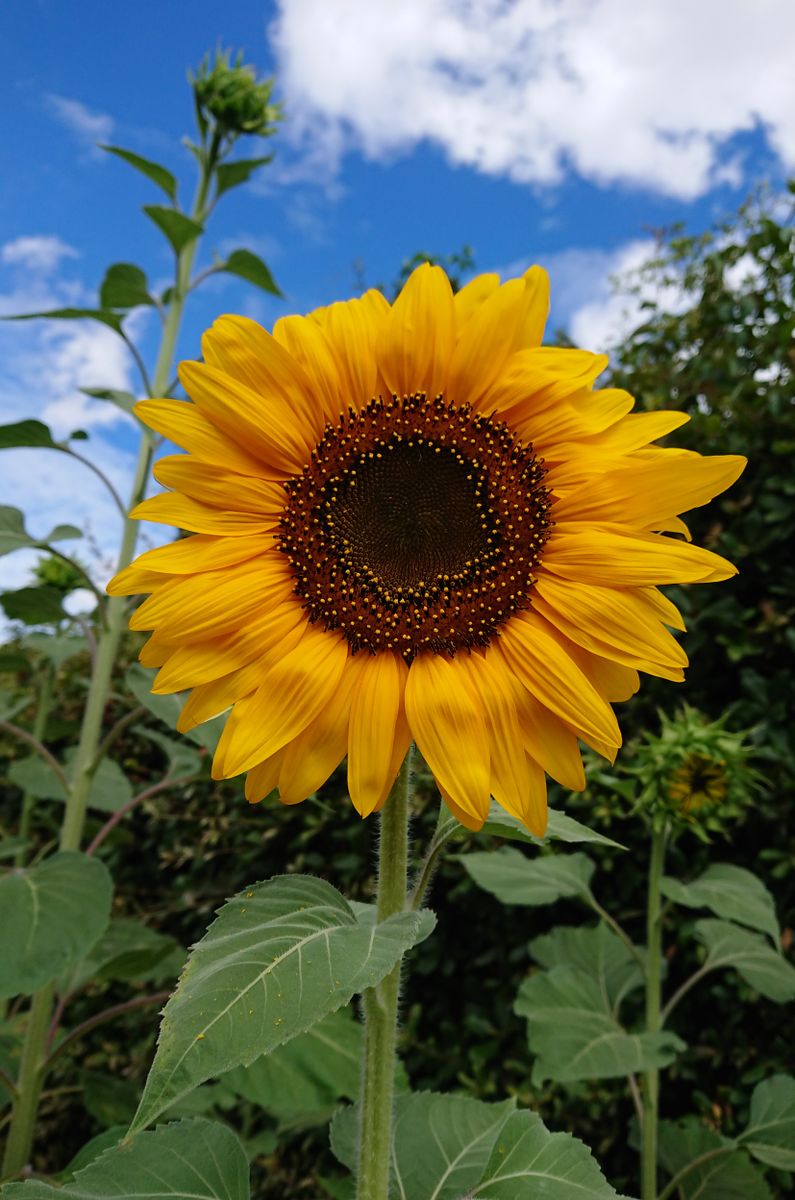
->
[190,48,281,139]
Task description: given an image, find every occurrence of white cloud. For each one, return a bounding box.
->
[46,94,114,156]
[270,0,795,198]
[1,236,79,274]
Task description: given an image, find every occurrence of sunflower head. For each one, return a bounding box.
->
[190,48,281,139]
[630,705,761,838]
[109,263,745,836]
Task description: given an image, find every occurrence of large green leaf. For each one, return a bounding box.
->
[100,144,178,202]
[99,263,154,310]
[469,1109,625,1197]
[8,750,133,813]
[143,206,204,255]
[0,852,112,998]
[515,967,684,1083]
[130,874,434,1132]
[739,1074,795,1171]
[215,157,273,198]
[0,1117,249,1199]
[662,864,780,944]
[479,801,626,849]
[658,1120,771,1200]
[529,923,643,1012]
[219,249,282,296]
[224,1007,362,1125]
[695,919,795,1002]
[331,1092,516,1199]
[461,846,595,906]
[0,423,59,452]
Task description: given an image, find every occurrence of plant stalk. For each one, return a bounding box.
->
[2,142,219,1182]
[641,821,668,1200]
[356,747,413,1200]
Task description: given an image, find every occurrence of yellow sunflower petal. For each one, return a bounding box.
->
[513,265,550,351]
[245,751,285,804]
[554,452,747,526]
[483,347,609,423]
[203,314,325,437]
[276,657,361,807]
[533,575,688,679]
[440,787,486,832]
[448,277,528,409]
[347,651,408,817]
[153,456,286,514]
[119,532,276,576]
[129,557,291,636]
[498,660,586,791]
[542,524,738,586]
[217,625,350,778]
[179,360,313,475]
[500,611,622,754]
[311,289,389,408]
[458,651,532,827]
[453,273,500,327]
[134,399,272,477]
[370,702,413,814]
[130,492,279,535]
[272,314,344,425]
[404,653,491,824]
[107,567,178,597]
[379,263,455,401]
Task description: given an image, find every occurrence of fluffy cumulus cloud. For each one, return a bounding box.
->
[46,94,114,156]
[1,236,80,275]
[271,0,795,198]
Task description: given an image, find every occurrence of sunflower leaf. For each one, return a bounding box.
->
[100,144,178,203]
[480,802,626,849]
[661,864,779,945]
[129,874,434,1133]
[695,919,795,1003]
[1,307,124,333]
[215,157,273,198]
[658,1120,771,1200]
[0,1117,249,1200]
[143,206,204,255]
[99,262,155,310]
[460,845,595,906]
[739,1074,795,1171]
[0,852,112,998]
[515,966,684,1083]
[529,923,644,1012]
[218,249,282,296]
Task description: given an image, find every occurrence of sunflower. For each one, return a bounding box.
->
[108,265,744,834]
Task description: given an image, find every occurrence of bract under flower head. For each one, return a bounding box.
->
[109,264,746,835]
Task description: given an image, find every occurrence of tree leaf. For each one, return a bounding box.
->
[99,262,154,310]
[79,387,137,416]
[144,206,204,255]
[0,852,112,998]
[331,1092,516,1199]
[460,846,595,906]
[695,919,795,1002]
[224,1007,363,1125]
[662,864,780,945]
[1,308,124,333]
[1,587,65,624]
[739,1074,795,1170]
[0,1117,250,1200]
[479,801,626,849]
[100,144,178,202]
[529,923,644,1012]
[129,874,435,1132]
[658,1119,771,1200]
[219,249,282,296]
[215,157,273,199]
[469,1109,625,1197]
[515,967,684,1083]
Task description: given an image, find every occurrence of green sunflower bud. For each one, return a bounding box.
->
[190,48,281,140]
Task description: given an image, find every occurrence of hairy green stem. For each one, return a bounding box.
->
[357,747,413,1200]
[641,822,668,1200]
[2,142,218,1182]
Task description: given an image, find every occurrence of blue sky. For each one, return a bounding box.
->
[1,0,793,602]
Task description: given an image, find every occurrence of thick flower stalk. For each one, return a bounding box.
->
[109,264,744,833]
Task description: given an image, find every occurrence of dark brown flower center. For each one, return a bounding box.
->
[277,392,553,658]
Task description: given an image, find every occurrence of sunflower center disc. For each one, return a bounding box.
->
[278,392,553,659]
